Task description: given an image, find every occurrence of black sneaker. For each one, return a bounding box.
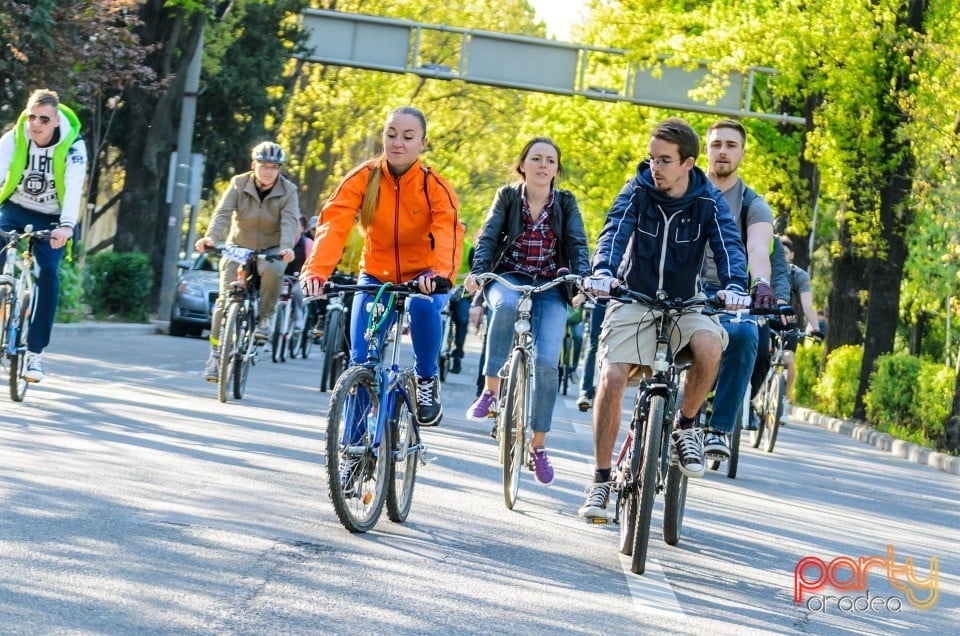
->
[416,376,442,426]
[450,357,462,374]
[578,481,613,519]
[745,406,760,431]
[703,429,731,460]
[671,427,705,478]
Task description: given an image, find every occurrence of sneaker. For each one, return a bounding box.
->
[576,393,591,412]
[466,390,497,421]
[255,320,272,341]
[416,376,442,426]
[578,481,612,519]
[489,421,499,440]
[450,357,462,374]
[338,456,361,498]
[529,447,555,486]
[745,406,760,431]
[671,427,705,478]
[24,352,44,383]
[203,347,220,382]
[568,368,579,384]
[703,428,731,460]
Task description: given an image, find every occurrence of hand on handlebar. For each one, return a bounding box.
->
[415,274,452,295]
[464,273,480,294]
[718,287,751,311]
[194,236,215,253]
[751,281,777,311]
[584,273,618,297]
[300,275,325,297]
[49,226,72,249]
[278,248,294,263]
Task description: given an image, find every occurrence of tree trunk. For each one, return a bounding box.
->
[825,200,867,353]
[948,372,960,452]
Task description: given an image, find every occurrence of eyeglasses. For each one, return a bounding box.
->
[27,114,52,125]
[648,157,678,168]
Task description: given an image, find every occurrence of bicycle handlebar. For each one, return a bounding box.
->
[0,225,54,243]
[607,286,795,318]
[475,271,581,294]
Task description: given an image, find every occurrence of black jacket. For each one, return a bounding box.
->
[471,183,591,303]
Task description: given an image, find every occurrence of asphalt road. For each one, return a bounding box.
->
[0,325,957,634]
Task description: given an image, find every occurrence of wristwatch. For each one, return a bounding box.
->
[753,276,770,287]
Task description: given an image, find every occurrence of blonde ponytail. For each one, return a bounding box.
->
[360,158,383,228]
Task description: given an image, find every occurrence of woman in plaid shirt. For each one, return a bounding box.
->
[464,137,590,486]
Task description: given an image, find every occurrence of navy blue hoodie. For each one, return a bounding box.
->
[593,161,748,300]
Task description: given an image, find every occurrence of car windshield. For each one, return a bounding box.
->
[194,252,219,272]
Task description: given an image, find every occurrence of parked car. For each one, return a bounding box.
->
[169,251,220,337]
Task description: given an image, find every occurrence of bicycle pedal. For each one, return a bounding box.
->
[585,515,611,524]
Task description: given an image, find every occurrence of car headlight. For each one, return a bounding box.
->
[177,282,205,297]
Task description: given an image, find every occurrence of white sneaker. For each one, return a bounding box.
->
[24,352,44,383]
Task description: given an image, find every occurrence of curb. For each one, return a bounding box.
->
[54,320,166,337]
[793,407,960,477]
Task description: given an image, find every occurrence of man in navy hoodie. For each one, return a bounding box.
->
[578,117,749,520]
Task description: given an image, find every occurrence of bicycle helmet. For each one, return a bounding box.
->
[251,141,286,165]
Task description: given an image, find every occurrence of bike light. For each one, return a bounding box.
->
[514,319,531,334]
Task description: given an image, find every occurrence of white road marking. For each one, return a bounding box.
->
[618,554,685,617]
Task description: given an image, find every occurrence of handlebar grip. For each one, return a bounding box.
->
[432,276,452,293]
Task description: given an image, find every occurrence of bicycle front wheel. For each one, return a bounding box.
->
[8,291,29,402]
[630,394,665,575]
[326,366,388,532]
[501,349,528,510]
[387,371,419,523]
[763,372,786,453]
[218,303,242,403]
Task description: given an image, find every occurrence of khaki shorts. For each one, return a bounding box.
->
[598,300,728,367]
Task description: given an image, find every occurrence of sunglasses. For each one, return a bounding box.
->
[27,114,53,125]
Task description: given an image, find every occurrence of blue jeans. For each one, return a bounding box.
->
[706,312,759,434]
[349,273,449,379]
[449,291,471,359]
[579,302,607,398]
[0,202,66,354]
[482,273,567,434]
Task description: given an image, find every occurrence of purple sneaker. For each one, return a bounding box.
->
[466,390,498,421]
[529,447,555,486]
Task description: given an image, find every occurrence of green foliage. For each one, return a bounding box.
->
[908,361,955,447]
[55,243,85,323]
[792,338,824,408]
[863,353,923,428]
[815,344,862,419]
[84,251,152,322]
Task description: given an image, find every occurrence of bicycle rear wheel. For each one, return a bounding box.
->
[326,366,388,532]
[630,394,665,575]
[763,372,786,453]
[662,462,688,546]
[320,308,346,392]
[617,431,639,556]
[387,371,419,522]
[218,303,242,403]
[501,349,527,510]
[233,307,255,399]
[8,291,29,402]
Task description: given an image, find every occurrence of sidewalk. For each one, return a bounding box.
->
[54,320,166,337]
[793,406,960,477]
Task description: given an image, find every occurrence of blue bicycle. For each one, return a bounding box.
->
[322,280,443,532]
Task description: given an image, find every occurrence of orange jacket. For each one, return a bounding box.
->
[304,156,462,284]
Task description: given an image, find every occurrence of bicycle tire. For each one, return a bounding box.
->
[218,303,241,403]
[764,372,786,453]
[320,308,345,392]
[618,459,638,555]
[662,462,688,546]
[233,308,254,400]
[287,327,299,359]
[749,389,765,449]
[271,318,282,363]
[8,291,29,402]
[630,394,665,575]
[619,395,648,556]
[326,365,388,532]
[300,324,314,358]
[501,349,527,510]
[727,411,743,479]
[387,371,419,522]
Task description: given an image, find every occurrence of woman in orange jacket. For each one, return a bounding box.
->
[301,105,461,427]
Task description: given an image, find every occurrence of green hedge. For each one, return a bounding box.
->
[792,338,824,406]
[84,251,152,322]
[55,243,85,323]
[814,344,862,419]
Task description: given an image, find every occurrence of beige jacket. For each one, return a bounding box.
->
[206,172,299,251]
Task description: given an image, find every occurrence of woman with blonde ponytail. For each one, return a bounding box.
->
[301,106,461,427]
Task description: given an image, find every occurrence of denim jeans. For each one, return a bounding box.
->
[449,292,471,359]
[578,302,607,398]
[706,312,759,434]
[482,273,567,434]
[349,272,449,379]
[0,202,66,354]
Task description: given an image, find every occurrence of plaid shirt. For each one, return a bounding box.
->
[499,185,559,278]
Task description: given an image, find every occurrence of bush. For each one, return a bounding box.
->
[55,243,85,323]
[815,344,862,419]
[864,353,922,429]
[792,338,824,408]
[909,362,955,447]
[84,251,152,322]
